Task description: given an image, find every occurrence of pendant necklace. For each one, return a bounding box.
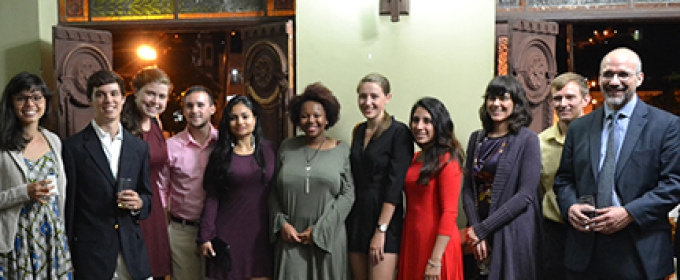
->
[304,136,326,194]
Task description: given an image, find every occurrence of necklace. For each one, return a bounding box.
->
[304,136,326,194]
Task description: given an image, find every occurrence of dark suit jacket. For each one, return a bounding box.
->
[63,124,153,280]
[554,100,680,279]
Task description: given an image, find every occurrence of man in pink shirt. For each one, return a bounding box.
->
[159,86,217,280]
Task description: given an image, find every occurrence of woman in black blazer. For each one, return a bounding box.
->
[346,73,413,280]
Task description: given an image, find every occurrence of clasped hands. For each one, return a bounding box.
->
[568,203,634,234]
[281,223,314,245]
[117,190,143,211]
[463,227,489,262]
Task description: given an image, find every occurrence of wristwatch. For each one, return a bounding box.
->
[377,223,388,233]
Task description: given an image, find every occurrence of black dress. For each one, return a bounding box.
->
[346,118,414,254]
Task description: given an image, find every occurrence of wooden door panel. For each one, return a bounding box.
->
[54,26,113,138]
[242,20,294,150]
[496,19,558,133]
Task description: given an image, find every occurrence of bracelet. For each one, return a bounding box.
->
[427,259,442,267]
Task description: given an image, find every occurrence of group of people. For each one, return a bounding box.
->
[0,46,679,280]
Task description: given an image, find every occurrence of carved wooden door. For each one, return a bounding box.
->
[54,26,113,138]
[242,20,294,150]
[496,19,558,133]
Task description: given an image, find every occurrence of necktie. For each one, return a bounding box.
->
[597,113,621,207]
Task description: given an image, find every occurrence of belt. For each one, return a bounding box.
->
[171,215,200,227]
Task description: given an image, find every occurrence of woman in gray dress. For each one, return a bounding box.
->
[0,72,72,279]
[269,82,355,280]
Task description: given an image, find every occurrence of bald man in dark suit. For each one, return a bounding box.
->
[554,47,680,280]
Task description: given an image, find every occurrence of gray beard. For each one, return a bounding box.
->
[604,93,632,110]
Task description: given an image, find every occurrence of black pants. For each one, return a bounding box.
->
[542,218,567,280]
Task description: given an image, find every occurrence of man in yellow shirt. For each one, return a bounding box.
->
[539,72,591,279]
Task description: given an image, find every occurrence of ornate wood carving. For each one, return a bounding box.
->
[65,0,85,17]
[496,19,558,133]
[54,26,113,138]
[242,21,294,150]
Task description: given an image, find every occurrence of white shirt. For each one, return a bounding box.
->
[91,120,124,179]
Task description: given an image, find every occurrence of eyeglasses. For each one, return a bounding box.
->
[600,71,637,81]
[12,94,44,104]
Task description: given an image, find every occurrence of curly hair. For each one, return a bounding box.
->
[0,72,52,151]
[288,82,341,129]
[479,75,532,134]
[410,97,465,185]
[204,95,267,196]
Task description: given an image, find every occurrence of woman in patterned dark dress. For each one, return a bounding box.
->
[121,67,173,279]
[0,72,72,279]
[200,96,275,280]
[461,76,542,280]
[347,73,413,280]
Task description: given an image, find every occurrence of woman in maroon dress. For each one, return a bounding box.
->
[121,67,173,279]
[200,96,275,280]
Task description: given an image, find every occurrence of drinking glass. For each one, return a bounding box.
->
[117,178,133,209]
[578,195,597,218]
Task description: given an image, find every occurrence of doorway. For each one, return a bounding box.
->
[557,22,680,115]
[54,20,295,145]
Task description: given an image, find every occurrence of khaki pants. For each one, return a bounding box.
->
[168,221,210,280]
[114,253,152,280]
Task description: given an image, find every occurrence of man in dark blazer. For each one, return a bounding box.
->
[63,70,153,280]
[554,47,680,280]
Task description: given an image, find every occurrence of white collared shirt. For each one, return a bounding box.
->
[91,120,124,179]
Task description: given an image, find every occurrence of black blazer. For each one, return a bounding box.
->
[63,124,152,280]
[554,100,680,279]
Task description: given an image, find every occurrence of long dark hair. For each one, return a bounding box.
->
[410,97,465,185]
[203,96,266,196]
[0,72,52,151]
[479,75,532,134]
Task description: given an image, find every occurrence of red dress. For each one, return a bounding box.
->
[397,153,464,280]
[140,120,172,277]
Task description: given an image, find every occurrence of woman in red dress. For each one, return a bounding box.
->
[121,67,173,279]
[398,97,464,280]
